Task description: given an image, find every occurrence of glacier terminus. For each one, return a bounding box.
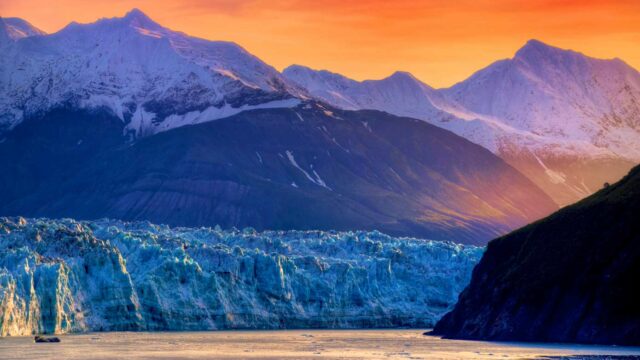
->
[0,217,482,335]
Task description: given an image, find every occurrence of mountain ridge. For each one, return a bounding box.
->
[0,9,305,136]
[284,40,640,206]
[5,11,637,167]
[7,10,636,240]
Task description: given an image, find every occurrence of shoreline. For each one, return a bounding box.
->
[2,329,640,360]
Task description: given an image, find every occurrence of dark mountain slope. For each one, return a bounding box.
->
[0,103,556,244]
[433,164,640,343]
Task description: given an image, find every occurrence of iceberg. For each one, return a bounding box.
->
[0,217,482,335]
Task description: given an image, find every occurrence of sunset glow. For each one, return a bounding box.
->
[2,0,639,87]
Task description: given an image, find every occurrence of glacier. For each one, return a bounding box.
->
[0,217,482,336]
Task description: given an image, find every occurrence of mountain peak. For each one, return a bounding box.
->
[514,39,580,63]
[283,64,314,74]
[124,8,149,20]
[388,71,418,81]
[516,39,555,56]
[383,71,434,89]
[523,38,549,49]
[121,8,160,29]
[283,65,353,87]
[0,17,46,41]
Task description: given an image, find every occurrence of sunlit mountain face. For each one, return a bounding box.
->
[2,10,639,209]
[0,10,561,245]
[284,40,640,206]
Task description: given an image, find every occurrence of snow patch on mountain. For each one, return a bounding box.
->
[126,98,300,136]
[285,150,331,189]
[0,217,482,335]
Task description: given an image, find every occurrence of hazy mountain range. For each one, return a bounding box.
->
[1,9,638,243]
[284,41,640,206]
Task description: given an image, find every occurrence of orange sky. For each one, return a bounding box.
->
[2,0,639,87]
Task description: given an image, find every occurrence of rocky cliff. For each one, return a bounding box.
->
[432,165,640,345]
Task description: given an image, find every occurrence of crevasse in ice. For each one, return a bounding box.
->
[0,217,482,335]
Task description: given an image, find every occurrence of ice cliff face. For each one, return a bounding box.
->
[0,217,482,335]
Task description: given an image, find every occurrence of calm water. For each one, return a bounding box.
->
[1,329,639,359]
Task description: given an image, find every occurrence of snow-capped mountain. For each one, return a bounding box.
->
[284,41,640,205]
[444,40,640,160]
[282,65,506,158]
[284,65,613,164]
[282,66,448,119]
[0,9,303,136]
[0,9,561,244]
[445,40,640,204]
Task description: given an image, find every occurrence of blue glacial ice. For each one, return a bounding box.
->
[0,217,483,335]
